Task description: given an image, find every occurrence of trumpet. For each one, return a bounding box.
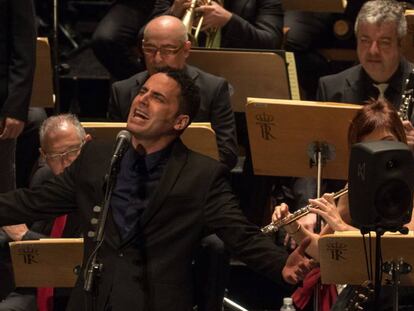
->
[181,0,222,47]
[261,187,349,234]
[182,0,198,44]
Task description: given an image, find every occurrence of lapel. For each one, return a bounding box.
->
[344,65,366,103]
[401,57,414,80]
[140,139,188,228]
[126,72,150,118]
[185,65,200,82]
[121,140,189,246]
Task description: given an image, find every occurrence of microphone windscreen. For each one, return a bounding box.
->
[116,130,131,142]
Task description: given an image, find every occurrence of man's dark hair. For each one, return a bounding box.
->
[155,67,200,123]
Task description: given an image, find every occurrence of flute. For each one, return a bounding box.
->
[261,187,349,234]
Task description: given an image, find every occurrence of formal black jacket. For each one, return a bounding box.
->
[221,0,283,49]
[0,139,289,311]
[108,65,238,169]
[0,0,36,122]
[157,0,283,49]
[317,58,414,111]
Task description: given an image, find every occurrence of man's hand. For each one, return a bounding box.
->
[0,117,25,139]
[196,2,232,31]
[282,213,316,250]
[282,237,316,284]
[2,224,29,241]
[403,120,414,151]
[170,0,192,17]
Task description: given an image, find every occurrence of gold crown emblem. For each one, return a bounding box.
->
[255,112,274,122]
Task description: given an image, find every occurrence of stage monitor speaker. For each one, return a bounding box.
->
[349,141,414,231]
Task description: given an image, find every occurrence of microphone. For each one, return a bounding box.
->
[110,130,131,167]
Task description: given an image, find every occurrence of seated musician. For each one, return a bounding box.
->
[0,114,89,311]
[164,0,283,49]
[273,99,414,259]
[293,0,414,237]
[271,99,414,310]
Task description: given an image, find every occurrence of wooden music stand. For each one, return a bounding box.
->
[281,0,347,12]
[31,37,54,109]
[9,238,83,287]
[402,10,414,63]
[187,49,296,112]
[245,98,361,180]
[319,231,414,285]
[81,122,219,161]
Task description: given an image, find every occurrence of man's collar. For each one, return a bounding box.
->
[128,139,176,172]
[361,59,403,90]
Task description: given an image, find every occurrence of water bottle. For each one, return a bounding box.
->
[280,297,296,311]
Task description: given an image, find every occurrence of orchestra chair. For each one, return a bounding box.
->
[402,10,414,64]
[31,37,54,109]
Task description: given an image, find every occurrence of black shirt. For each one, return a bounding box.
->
[111,142,173,240]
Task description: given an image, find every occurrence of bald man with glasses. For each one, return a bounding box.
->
[108,15,238,171]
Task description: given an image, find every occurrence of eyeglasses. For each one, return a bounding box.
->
[44,141,85,163]
[142,42,184,56]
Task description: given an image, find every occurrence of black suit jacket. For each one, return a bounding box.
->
[108,65,238,169]
[221,0,283,49]
[0,0,36,122]
[317,58,414,111]
[157,0,283,49]
[0,139,289,311]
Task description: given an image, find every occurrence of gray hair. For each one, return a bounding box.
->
[355,0,407,39]
[39,114,86,147]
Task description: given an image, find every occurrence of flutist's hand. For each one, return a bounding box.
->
[309,193,353,232]
[272,203,290,223]
[272,203,299,249]
[403,120,414,151]
[196,2,232,31]
[282,237,317,284]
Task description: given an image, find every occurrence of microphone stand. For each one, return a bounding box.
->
[83,162,120,304]
[52,0,61,113]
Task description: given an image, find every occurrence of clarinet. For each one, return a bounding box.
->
[398,69,414,121]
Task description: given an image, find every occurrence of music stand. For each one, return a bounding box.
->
[281,0,347,12]
[319,232,414,310]
[319,231,414,285]
[402,10,414,63]
[9,238,83,287]
[31,38,55,109]
[245,98,360,181]
[81,122,219,161]
[187,49,295,112]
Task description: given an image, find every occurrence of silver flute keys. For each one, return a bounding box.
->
[261,187,349,234]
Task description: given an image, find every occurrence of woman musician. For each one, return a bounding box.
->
[270,99,414,310]
[272,98,414,260]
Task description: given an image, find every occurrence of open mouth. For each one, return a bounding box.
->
[133,108,149,120]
